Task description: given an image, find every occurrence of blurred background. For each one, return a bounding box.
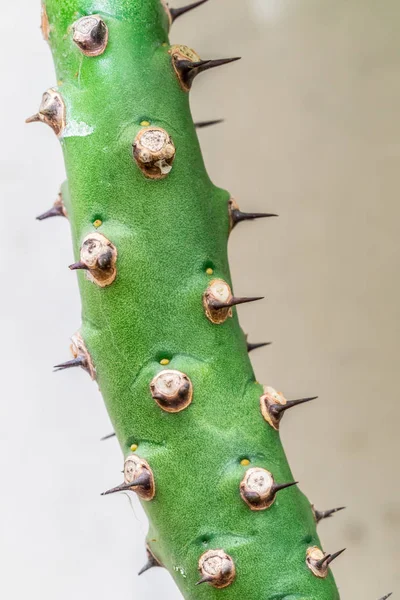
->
[1,0,398,598]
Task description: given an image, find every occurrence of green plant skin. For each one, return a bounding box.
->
[42,1,340,598]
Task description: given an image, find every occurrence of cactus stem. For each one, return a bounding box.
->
[313,506,346,523]
[169,0,210,23]
[172,55,241,91]
[194,119,224,129]
[246,340,272,353]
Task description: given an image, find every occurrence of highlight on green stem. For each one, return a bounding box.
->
[27,0,391,598]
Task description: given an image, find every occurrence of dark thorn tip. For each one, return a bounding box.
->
[212,296,264,310]
[53,357,85,372]
[247,341,272,353]
[194,119,224,129]
[326,548,346,565]
[100,432,116,441]
[273,481,298,494]
[170,0,210,23]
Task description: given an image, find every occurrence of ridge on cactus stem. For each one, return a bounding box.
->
[27,0,390,598]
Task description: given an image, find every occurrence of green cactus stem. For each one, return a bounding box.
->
[28,0,349,598]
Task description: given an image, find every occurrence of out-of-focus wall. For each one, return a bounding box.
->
[1,0,398,598]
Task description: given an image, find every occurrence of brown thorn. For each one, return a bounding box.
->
[231,209,278,226]
[170,0,210,23]
[175,56,241,89]
[100,432,116,441]
[53,357,86,372]
[36,205,66,221]
[247,341,272,353]
[210,296,264,310]
[326,548,346,565]
[195,576,214,586]
[69,261,89,271]
[25,113,41,124]
[194,119,224,129]
[101,472,151,496]
[272,481,298,494]
[271,396,318,415]
[315,506,346,523]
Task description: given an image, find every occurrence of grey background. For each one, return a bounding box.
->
[1,0,398,598]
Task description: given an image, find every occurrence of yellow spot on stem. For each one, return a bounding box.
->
[206,268,214,275]
[93,219,102,228]
[241,459,250,466]
[160,359,170,366]
[130,444,138,452]
[162,42,168,47]
[140,120,151,127]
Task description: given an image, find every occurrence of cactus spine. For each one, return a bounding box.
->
[28,1,390,599]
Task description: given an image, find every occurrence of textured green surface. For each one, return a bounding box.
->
[43,1,340,598]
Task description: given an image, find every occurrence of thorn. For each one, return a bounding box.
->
[25,113,41,124]
[210,296,264,310]
[69,261,89,271]
[100,432,116,441]
[314,506,346,523]
[101,472,151,496]
[316,553,331,569]
[36,206,65,220]
[271,396,318,416]
[174,56,241,90]
[231,209,278,227]
[326,548,346,565]
[138,549,161,575]
[170,0,210,23]
[53,357,86,372]
[194,119,224,129]
[272,481,298,494]
[379,594,393,600]
[195,576,214,586]
[247,341,272,353]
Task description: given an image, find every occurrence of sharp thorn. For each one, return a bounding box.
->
[326,548,346,565]
[315,506,346,523]
[170,0,210,23]
[379,594,393,600]
[175,56,241,89]
[100,432,116,441]
[272,396,318,415]
[25,113,41,124]
[273,481,298,494]
[53,357,85,372]
[69,261,89,271]
[231,209,278,226]
[211,296,264,310]
[247,341,272,353]
[195,576,214,586]
[316,553,331,569]
[101,472,151,496]
[138,555,160,576]
[194,119,224,129]
[36,205,65,221]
